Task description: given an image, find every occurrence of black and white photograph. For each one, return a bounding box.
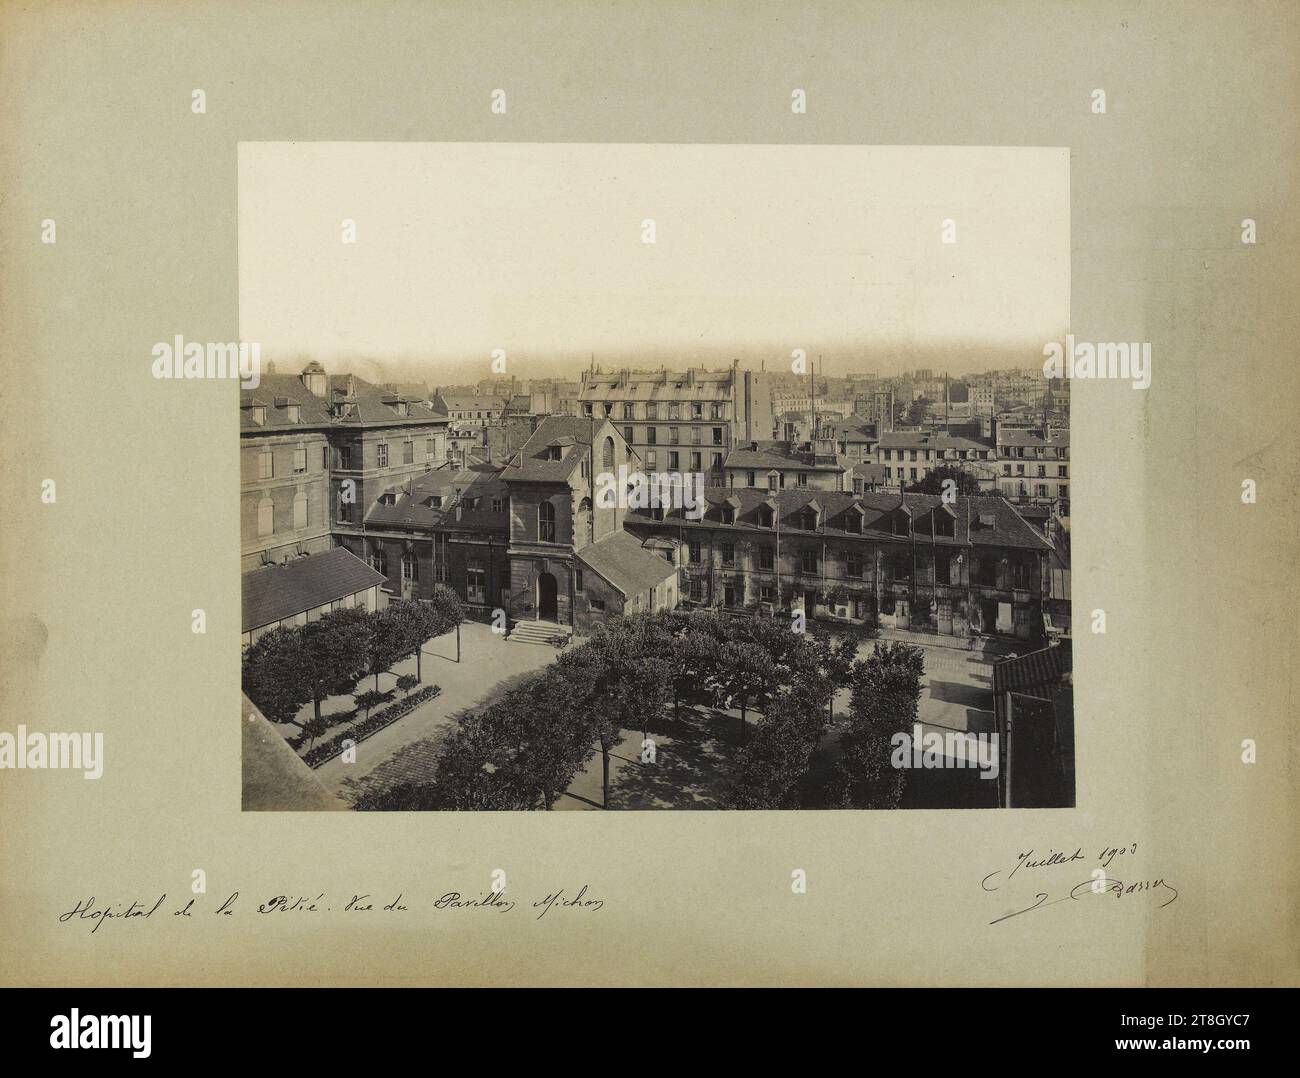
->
[238,143,1075,812]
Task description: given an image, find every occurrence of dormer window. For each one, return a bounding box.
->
[893,513,909,535]
[845,507,864,533]
[801,506,819,531]
[286,404,300,423]
[251,406,266,425]
[759,504,775,528]
[545,445,563,461]
[720,504,735,525]
[425,495,442,508]
[379,492,397,506]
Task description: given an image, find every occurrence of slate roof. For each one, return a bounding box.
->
[577,531,677,597]
[724,441,850,473]
[326,375,445,426]
[499,415,601,484]
[364,463,508,531]
[852,461,887,483]
[436,393,507,412]
[239,374,333,430]
[578,371,734,402]
[242,547,386,632]
[997,428,1071,449]
[879,432,993,454]
[993,640,1073,694]
[626,488,1052,551]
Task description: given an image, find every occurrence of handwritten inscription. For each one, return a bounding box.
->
[56,885,604,933]
[981,842,1179,926]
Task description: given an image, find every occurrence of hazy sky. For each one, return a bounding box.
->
[238,143,1068,380]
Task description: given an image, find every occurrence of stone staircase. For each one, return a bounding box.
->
[507,619,573,647]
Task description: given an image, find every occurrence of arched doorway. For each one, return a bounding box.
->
[537,571,558,621]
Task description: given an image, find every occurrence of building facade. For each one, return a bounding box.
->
[624,488,1053,640]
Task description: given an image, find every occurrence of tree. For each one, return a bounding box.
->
[396,673,419,696]
[832,640,924,809]
[905,463,982,497]
[427,584,464,664]
[300,714,330,749]
[367,605,411,691]
[299,608,371,724]
[241,625,311,726]
[354,689,387,722]
[716,639,769,740]
[726,681,827,808]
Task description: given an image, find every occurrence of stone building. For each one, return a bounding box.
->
[498,416,678,640]
[576,364,774,482]
[623,488,1053,640]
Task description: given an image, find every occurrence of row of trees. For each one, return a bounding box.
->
[242,587,463,730]
[355,608,924,812]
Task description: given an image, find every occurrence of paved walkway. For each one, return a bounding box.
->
[312,623,561,799]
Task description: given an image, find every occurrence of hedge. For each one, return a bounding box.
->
[304,684,442,768]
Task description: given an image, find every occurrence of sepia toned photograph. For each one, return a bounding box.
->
[238,143,1075,812]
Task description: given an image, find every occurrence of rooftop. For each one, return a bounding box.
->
[242,546,387,632]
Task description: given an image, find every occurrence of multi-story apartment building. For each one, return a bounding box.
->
[623,488,1053,639]
[876,432,999,491]
[240,368,336,571]
[994,427,1071,517]
[240,362,450,643]
[577,364,774,480]
[722,439,852,492]
[430,392,507,425]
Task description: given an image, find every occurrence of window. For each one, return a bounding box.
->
[689,541,702,564]
[646,450,657,469]
[935,512,955,538]
[623,403,635,419]
[257,496,274,537]
[797,473,808,488]
[1037,465,1046,478]
[847,552,863,577]
[623,426,633,443]
[575,569,584,593]
[760,584,775,603]
[670,427,680,445]
[583,403,593,417]
[369,546,387,576]
[293,448,307,474]
[692,403,703,419]
[759,504,775,528]
[1036,484,1048,498]
[668,451,679,470]
[646,402,658,419]
[252,406,265,425]
[668,403,680,420]
[747,471,756,487]
[492,497,504,513]
[712,403,724,420]
[801,507,818,530]
[720,504,735,525]
[538,501,556,542]
[338,492,354,523]
[845,511,862,533]
[590,598,606,611]
[690,452,701,471]
[689,578,704,601]
[258,450,273,479]
[759,546,774,570]
[402,553,418,582]
[322,446,329,470]
[801,548,818,574]
[721,542,735,566]
[711,452,722,471]
[377,443,389,468]
[602,436,615,470]
[467,566,486,604]
[292,492,307,530]
[403,441,414,465]
[712,427,724,445]
[287,404,300,423]
[647,427,657,445]
[1058,465,1068,478]
[724,583,737,606]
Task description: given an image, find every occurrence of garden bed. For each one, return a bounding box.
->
[304,684,442,768]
